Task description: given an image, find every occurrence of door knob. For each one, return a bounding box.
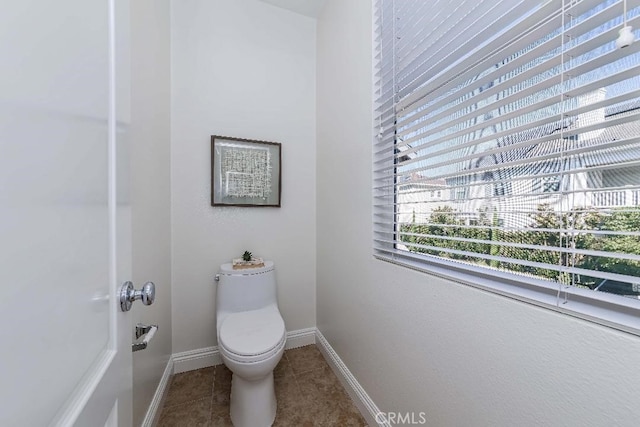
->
[119,281,156,312]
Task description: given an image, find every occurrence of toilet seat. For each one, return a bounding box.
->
[219,306,285,363]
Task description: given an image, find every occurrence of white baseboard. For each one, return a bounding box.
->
[172,346,222,374]
[141,357,173,427]
[315,329,388,427]
[284,327,316,349]
[172,327,317,374]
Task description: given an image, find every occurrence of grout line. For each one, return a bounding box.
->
[160,395,214,413]
[208,366,215,427]
[282,347,310,406]
[161,394,213,411]
[158,368,216,411]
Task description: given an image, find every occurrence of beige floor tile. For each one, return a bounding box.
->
[285,345,327,375]
[275,373,305,411]
[159,346,368,427]
[212,365,232,406]
[296,364,368,426]
[214,364,232,386]
[210,401,232,427]
[273,406,316,427]
[274,355,294,378]
[158,397,211,427]
[296,365,350,405]
[305,398,368,426]
[164,367,215,408]
[333,401,369,426]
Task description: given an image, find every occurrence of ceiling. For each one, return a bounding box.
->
[259,0,327,18]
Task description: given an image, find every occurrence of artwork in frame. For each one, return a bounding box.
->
[211,135,281,207]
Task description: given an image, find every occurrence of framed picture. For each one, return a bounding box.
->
[211,135,281,207]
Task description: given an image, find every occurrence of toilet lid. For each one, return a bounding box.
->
[219,307,285,356]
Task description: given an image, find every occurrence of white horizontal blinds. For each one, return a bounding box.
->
[374,0,640,295]
[374,0,397,256]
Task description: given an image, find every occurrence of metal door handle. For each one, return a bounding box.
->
[119,281,156,312]
[132,324,158,352]
[135,323,157,339]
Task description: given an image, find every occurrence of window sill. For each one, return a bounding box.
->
[374,250,640,336]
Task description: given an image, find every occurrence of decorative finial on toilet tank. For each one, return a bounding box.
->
[232,252,265,270]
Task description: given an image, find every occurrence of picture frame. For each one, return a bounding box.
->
[211,135,281,207]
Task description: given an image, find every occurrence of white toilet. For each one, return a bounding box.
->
[216,260,286,427]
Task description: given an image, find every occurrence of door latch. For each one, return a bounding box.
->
[132,323,158,352]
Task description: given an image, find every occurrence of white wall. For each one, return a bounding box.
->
[170,0,317,353]
[130,1,172,425]
[316,1,640,426]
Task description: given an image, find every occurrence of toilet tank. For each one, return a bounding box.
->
[216,261,278,314]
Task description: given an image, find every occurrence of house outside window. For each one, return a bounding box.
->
[374,0,640,332]
[453,187,469,201]
[493,181,512,197]
[533,176,561,193]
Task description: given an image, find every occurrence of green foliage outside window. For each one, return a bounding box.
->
[400,204,640,289]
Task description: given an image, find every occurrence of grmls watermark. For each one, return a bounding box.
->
[375,411,427,425]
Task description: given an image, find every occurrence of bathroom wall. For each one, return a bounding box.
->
[170,0,317,353]
[130,0,172,424]
[316,1,640,426]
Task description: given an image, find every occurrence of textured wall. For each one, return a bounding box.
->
[170,0,317,353]
[316,1,640,425]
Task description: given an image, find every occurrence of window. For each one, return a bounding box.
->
[534,175,562,193]
[374,0,640,332]
[453,188,468,200]
[493,181,512,197]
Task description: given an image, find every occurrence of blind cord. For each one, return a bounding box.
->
[616,0,635,48]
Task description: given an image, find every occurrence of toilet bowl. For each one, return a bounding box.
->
[216,261,286,427]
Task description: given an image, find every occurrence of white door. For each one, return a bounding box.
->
[0,1,134,426]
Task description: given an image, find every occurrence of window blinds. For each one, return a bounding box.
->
[374,0,640,299]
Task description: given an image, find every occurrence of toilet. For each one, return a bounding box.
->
[216,260,286,427]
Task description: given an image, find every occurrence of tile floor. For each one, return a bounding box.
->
[158,344,368,426]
